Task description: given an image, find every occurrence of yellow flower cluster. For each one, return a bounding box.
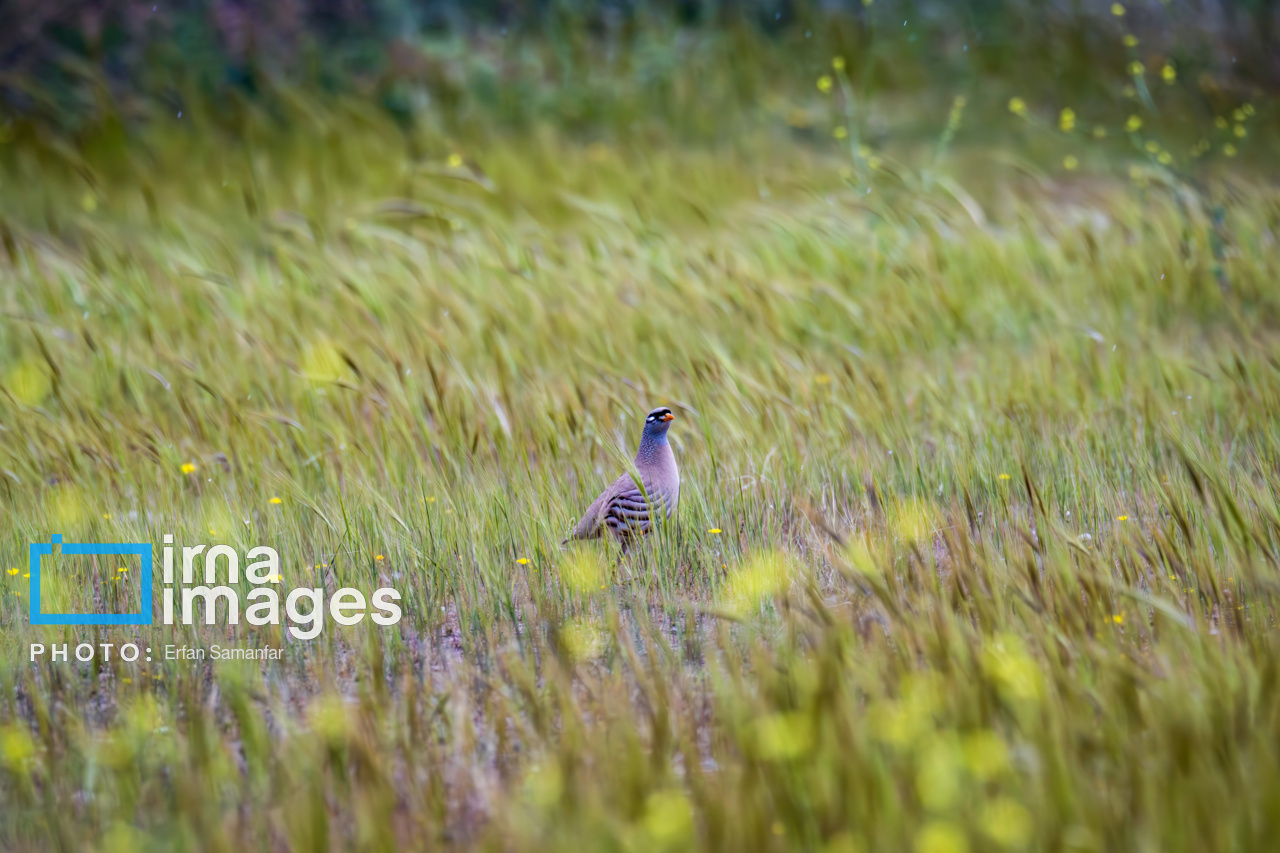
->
[947,95,967,132]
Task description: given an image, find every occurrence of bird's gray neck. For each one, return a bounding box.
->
[635,432,670,465]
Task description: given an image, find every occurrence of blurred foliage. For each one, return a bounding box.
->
[2,0,1277,139]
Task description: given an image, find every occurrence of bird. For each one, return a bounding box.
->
[564,406,680,552]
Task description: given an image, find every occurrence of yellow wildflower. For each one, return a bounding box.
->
[1112,614,1124,624]
[1123,34,1138,47]
[1129,61,1145,75]
[832,57,846,71]
[817,75,833,93]
[981,799,1032,848]
[1161,64,1176,84]
[708,528,722,534]
[5,360,51,406]
[1117,515,1128,521]
[1223,143,1237,157]
[1059,108,1076,132]
[269,497,282,504]
[180,462,196,474]
[998,473,1011,480]
[720,552,793,617]
[1234,125,1246,138]
[917,821,968,853]
[6,568,17,576]
[1125,115,1142,133]
[517,558,530,565]
[1157,151,1173,165]
[562,552,603,593]
[1063,155,1079,170]
[1111,3,1125,15]
[447,153,463,168]
[1145,140,1160,153]
[1007,97,1027,116]
[833,126,848,140]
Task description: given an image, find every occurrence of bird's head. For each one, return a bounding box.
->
[643,406,675,438]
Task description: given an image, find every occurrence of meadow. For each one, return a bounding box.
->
[2,18,1280,852]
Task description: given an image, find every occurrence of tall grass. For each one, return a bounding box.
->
[2,44,1280,851]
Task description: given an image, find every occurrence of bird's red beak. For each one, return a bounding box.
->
[661,412,675,422]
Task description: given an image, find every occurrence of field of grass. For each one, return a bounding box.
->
[2,38,1280,851]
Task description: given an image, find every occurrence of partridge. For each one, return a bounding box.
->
[566,407,680,550]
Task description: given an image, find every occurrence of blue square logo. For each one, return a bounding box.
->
[29,535,153,626]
